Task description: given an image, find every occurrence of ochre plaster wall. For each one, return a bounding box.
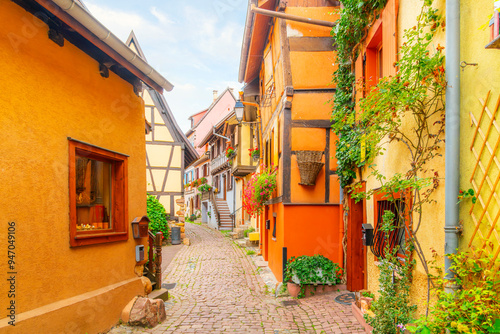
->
[459,0,500,254]
[0,1,145,331]
[362,0,447,315]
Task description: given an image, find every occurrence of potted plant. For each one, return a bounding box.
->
[284,255,343,298]
[225,146,236,159]
[197,184,212,192]
[249,147,260,162]
[243,165,277,217]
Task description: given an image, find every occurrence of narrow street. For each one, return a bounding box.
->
[110,223,365,334]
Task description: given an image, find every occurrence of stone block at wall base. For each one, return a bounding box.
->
[286,282,346,298]
[351,303,373,333]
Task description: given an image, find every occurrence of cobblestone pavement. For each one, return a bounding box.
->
[109,223,365,334]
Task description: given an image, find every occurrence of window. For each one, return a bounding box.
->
[372,192,409,260]
[377,46,383,80]
[69,139,128,247]
[227,172,233,190]
[487,8,500,48]
[364,23,383,91]
[214,175,219,190]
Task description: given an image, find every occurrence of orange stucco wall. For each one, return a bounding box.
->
[0,1,145,332]
[255,3,342,282]
[263,204,343,282]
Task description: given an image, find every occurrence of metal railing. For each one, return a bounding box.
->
[211,153,229,172]
[147,230,163,290]
[209,190,221,227]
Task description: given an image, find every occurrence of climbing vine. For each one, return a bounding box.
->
[332,0,447,329]
[331,0,388,187]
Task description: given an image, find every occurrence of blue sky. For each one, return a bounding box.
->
[84,0,247,132]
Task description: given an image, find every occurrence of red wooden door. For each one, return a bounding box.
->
[346,193,366,291]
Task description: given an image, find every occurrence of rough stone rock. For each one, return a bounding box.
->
[232,228,244,239]
[141,276,153,295]
[183,238,190,246]
[155,299,167,322]
[120,296,139,323]
[180,232,186,239]
[134,265,144,277]
[128,297,166,327]
[128,297,151,326]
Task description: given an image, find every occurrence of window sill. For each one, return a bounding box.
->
[75,231,128,239]
[486,35,500,49]
[71,231,128,247]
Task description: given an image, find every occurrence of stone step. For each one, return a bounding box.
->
[148,288,169,301]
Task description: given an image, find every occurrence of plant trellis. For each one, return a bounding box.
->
[469,92,500,266]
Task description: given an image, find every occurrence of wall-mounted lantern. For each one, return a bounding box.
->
[234,100,245,123]
[131,216,150,239]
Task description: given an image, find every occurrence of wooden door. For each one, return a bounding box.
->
[346,192,366,292]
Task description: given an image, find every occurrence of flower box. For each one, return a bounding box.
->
[287,282,346,298]
[351,302,373,334]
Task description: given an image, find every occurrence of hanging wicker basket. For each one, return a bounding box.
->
[298,161,324,186]
[296,150,323,162]
[296,150,324,186]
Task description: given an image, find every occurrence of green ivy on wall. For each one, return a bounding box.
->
[331,0,388,187]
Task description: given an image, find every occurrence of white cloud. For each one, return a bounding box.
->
[85,1,176,43]
[150,7,172,24]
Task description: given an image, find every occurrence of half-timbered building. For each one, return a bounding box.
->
[238,0,342,282]
[126,32,198,218]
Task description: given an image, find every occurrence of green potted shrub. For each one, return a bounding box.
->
[285,255,343,298]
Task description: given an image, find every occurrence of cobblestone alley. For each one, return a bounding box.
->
[109,223,365,334]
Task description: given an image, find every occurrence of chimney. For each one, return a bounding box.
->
[213,90,218,101]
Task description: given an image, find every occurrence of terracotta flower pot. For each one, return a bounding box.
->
[287,282,301,298]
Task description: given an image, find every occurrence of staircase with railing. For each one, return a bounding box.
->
[215,197,233,230]
[209,190,221,226]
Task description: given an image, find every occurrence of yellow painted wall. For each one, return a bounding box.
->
[361,0,447,315]
[0,1,145,332]
[459,0,500,255]
[142,75,183,217]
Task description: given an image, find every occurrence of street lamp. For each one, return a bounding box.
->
[234,100,244,123]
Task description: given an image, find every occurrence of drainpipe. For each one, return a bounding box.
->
[444,0,460,289]
[212,126,231,142]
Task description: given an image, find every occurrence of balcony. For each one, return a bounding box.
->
[211,154,230,174]
[231,146,258,177]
